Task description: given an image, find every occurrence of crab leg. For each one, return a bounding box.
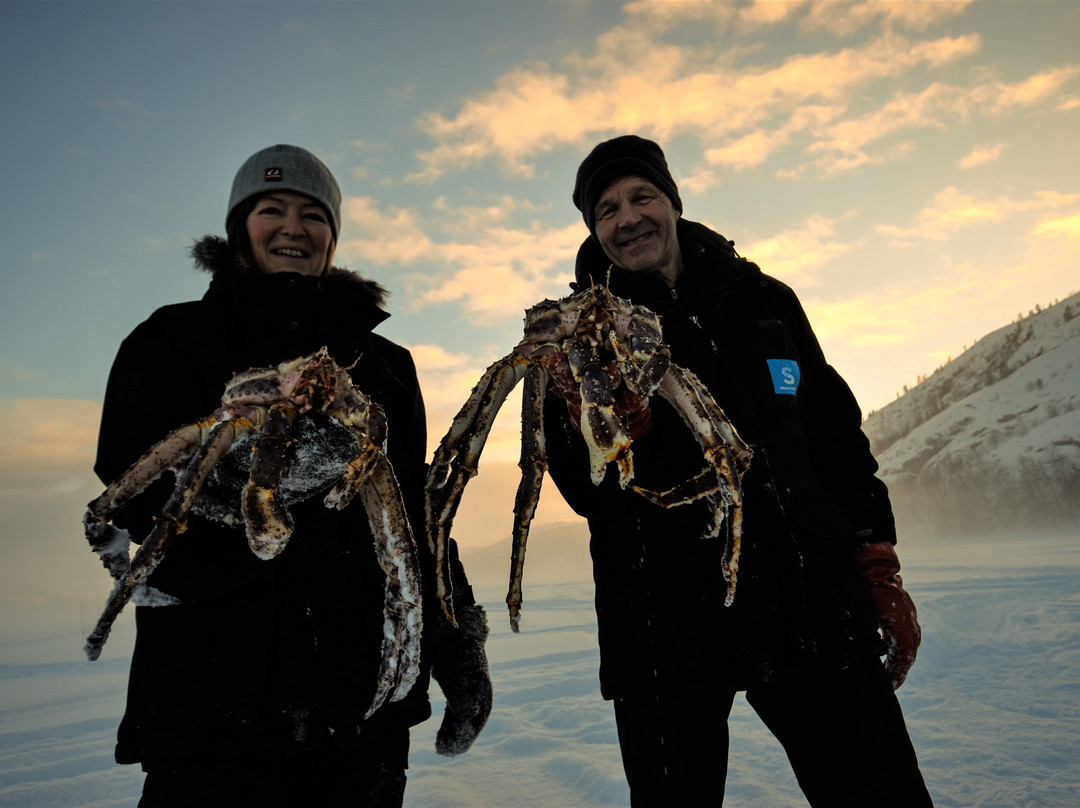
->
[322,446,382,510]
[84,418,254,660]
[322,397,389,512]
[356,457,424,718]
[567,338,635,487]
[643,365,751,606]
[656,365,752,472]
[506,362,549,632]
[88,418,221,520]
[242,402,298,559]
[426,354,530,624]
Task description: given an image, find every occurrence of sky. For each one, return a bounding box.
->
[1,0,1079,602]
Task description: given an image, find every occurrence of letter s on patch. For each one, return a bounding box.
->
[766,358,800,396]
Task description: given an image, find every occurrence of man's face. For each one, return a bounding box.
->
[593,175,681,285]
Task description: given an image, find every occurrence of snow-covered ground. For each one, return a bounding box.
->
[2,529,1078,807]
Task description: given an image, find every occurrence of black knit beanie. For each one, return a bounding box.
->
[572,135,683,237]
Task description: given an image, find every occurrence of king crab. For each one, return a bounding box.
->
[426,282,752,632]
[83,347,422,719]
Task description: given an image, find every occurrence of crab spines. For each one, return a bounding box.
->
[242,402,298,559]
[323,395,390,512]
[83,348,425,720]
[87,418,219,523]
[322,448,380,511]
[658,366,752,469]
[426,282,754,629]
[83,418,244,661]
[566,338,635,487]
[648,364,750,606]
[356,455,424,718]
[426,353,531,626]
[507,362,550,633]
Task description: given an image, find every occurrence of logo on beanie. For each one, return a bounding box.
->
[264,167,282,183]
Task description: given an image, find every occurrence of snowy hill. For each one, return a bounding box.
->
[862,290,1080,534]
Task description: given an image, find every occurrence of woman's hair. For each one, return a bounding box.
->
[225,193,337,275]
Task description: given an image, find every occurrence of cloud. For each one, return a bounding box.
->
[403,221,582,325]
[802,254,1042,369]
[338,193,583,326]
[739,215,856,287]
[987,65,1080,111]
[959,142,1006,169]
[0,398,101,492]
[1035,212,1080,242]
[804,64,1080,175]
[0,356,47,386]
[86,93,152,120]
[875,187,1080,242]
[623,0,976,35]
[339,197,436,265]
[800,0,978,36]
[405,0,1078,187]
[408,2,988,181]
[803,220,1080,405]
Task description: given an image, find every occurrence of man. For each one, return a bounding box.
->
[542,135,931,806]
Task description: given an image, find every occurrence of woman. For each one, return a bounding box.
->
[93,145,490,806]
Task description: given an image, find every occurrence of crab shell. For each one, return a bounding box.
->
[426,283,751,632]
[82,347,423,720]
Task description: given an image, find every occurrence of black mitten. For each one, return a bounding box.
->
[430,601,492,756]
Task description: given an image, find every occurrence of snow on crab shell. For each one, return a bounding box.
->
[192,412,358,525]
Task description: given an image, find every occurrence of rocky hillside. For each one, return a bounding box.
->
[862,290,1080,534]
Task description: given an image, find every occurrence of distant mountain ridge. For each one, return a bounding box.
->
[459,520,593,593]
[862,290,1080,534]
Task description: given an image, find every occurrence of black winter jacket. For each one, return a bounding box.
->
[94,237,436,764]
[544,220,893,698]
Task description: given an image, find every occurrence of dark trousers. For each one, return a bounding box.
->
[136,728,410,808]
[613,656,932,807]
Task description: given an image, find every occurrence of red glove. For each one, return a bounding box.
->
[853,541,921,690]
[546,351,652,439]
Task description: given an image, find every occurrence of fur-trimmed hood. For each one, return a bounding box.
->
[190,234,390,309]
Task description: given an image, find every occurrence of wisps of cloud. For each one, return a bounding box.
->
[339,195,583,325]
[959,142,1006,169]
[807,261,991,349]
[797,0,980,36]
[1034,212,1080,242]
[403,0,1074,185]
[338,1,1078,347]
[806,212,1080,395]
[739,214,856,287]
[801,65,1079,176]
[86,93,152,121]
[875,187,1080,242]
[331,0,1078,421]
[0,398,100,492]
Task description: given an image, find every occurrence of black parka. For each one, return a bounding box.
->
[544,219,893,698]
[94,236,436,764]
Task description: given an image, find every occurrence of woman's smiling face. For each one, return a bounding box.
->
[246,191,333,276]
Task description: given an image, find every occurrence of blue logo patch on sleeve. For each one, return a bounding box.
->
[767,359,800,395]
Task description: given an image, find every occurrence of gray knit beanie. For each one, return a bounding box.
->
[572,135,682,237]
[227,144,342,239]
